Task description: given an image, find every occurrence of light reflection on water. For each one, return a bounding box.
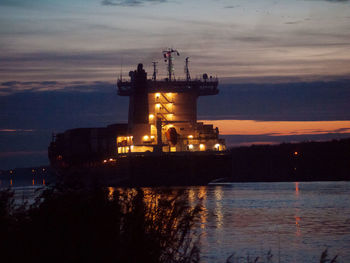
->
[5,180,350,262]
[191,182,350,263]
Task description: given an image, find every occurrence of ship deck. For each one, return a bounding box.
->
[117,79,219,96]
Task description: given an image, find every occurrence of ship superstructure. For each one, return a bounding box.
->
[48,49,230,186]
[116,49,225,154]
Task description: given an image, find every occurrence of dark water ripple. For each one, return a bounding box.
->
[4,180,350,262]
[192,182,350,263]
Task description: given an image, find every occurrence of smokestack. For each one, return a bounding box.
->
[128,63,149,144]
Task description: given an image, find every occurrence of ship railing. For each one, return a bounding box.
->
[117,78,219,96]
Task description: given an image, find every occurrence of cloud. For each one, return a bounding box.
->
[200,120,350,136]
[224,5,240,9]
[0,129,35,132]
[0,80,116,95]
[306,0,350,2]
[101,0,167,6]
[285,20,303,25]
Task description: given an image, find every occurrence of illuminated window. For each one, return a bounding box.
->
[170,147,176,152]
[199,144,205,151]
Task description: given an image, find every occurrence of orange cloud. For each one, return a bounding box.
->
[200,120,350,136]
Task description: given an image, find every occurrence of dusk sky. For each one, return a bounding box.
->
[1,0,350,169]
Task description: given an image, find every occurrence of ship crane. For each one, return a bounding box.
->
[162,48,180,81]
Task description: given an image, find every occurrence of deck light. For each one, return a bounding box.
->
[188,135,193,139]
[215,144,220,150]
[200,144,205,151]
[188,144,194,150]
[149,114,155,120]
[155,93,160,99]
[143,135,150,141]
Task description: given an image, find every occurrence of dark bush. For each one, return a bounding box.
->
[0,187,201,263]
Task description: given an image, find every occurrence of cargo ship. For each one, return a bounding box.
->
[48,49,231,186]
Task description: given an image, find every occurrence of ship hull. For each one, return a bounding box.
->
[51,152,232,187]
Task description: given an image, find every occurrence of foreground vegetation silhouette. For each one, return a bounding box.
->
[0,185,201,263]
[0,184,340,263]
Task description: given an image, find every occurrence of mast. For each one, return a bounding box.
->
[185,57,191,81]
[162,48,180,81]
[152,61,158,81]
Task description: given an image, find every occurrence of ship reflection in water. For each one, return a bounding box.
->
[107,181,350,263]
[5,181,350,262]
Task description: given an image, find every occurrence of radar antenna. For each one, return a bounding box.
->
[185,57,191,81]
[162,48,180,81]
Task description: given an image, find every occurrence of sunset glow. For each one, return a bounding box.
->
[202,120,350,136]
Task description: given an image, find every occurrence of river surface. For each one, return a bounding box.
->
[3,181,350,262]
[192,182,350,263]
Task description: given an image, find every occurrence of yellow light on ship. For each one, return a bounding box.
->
[155,93,160,99]
[188,144,194,150]
[149,114,155,120]
[200,144,205,151]
[143,135,150,141]
[188,135,193,139]
[167,93,172,97]
[103,159,107,163]
[215,144,220,150]
[155,103,161,109]
[130,145,134,150]
[150,135,155,139]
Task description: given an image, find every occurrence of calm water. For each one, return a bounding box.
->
[3,181,350,262]
[191,182,350,263]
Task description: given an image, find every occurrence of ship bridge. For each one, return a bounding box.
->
[116,50,225,154]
